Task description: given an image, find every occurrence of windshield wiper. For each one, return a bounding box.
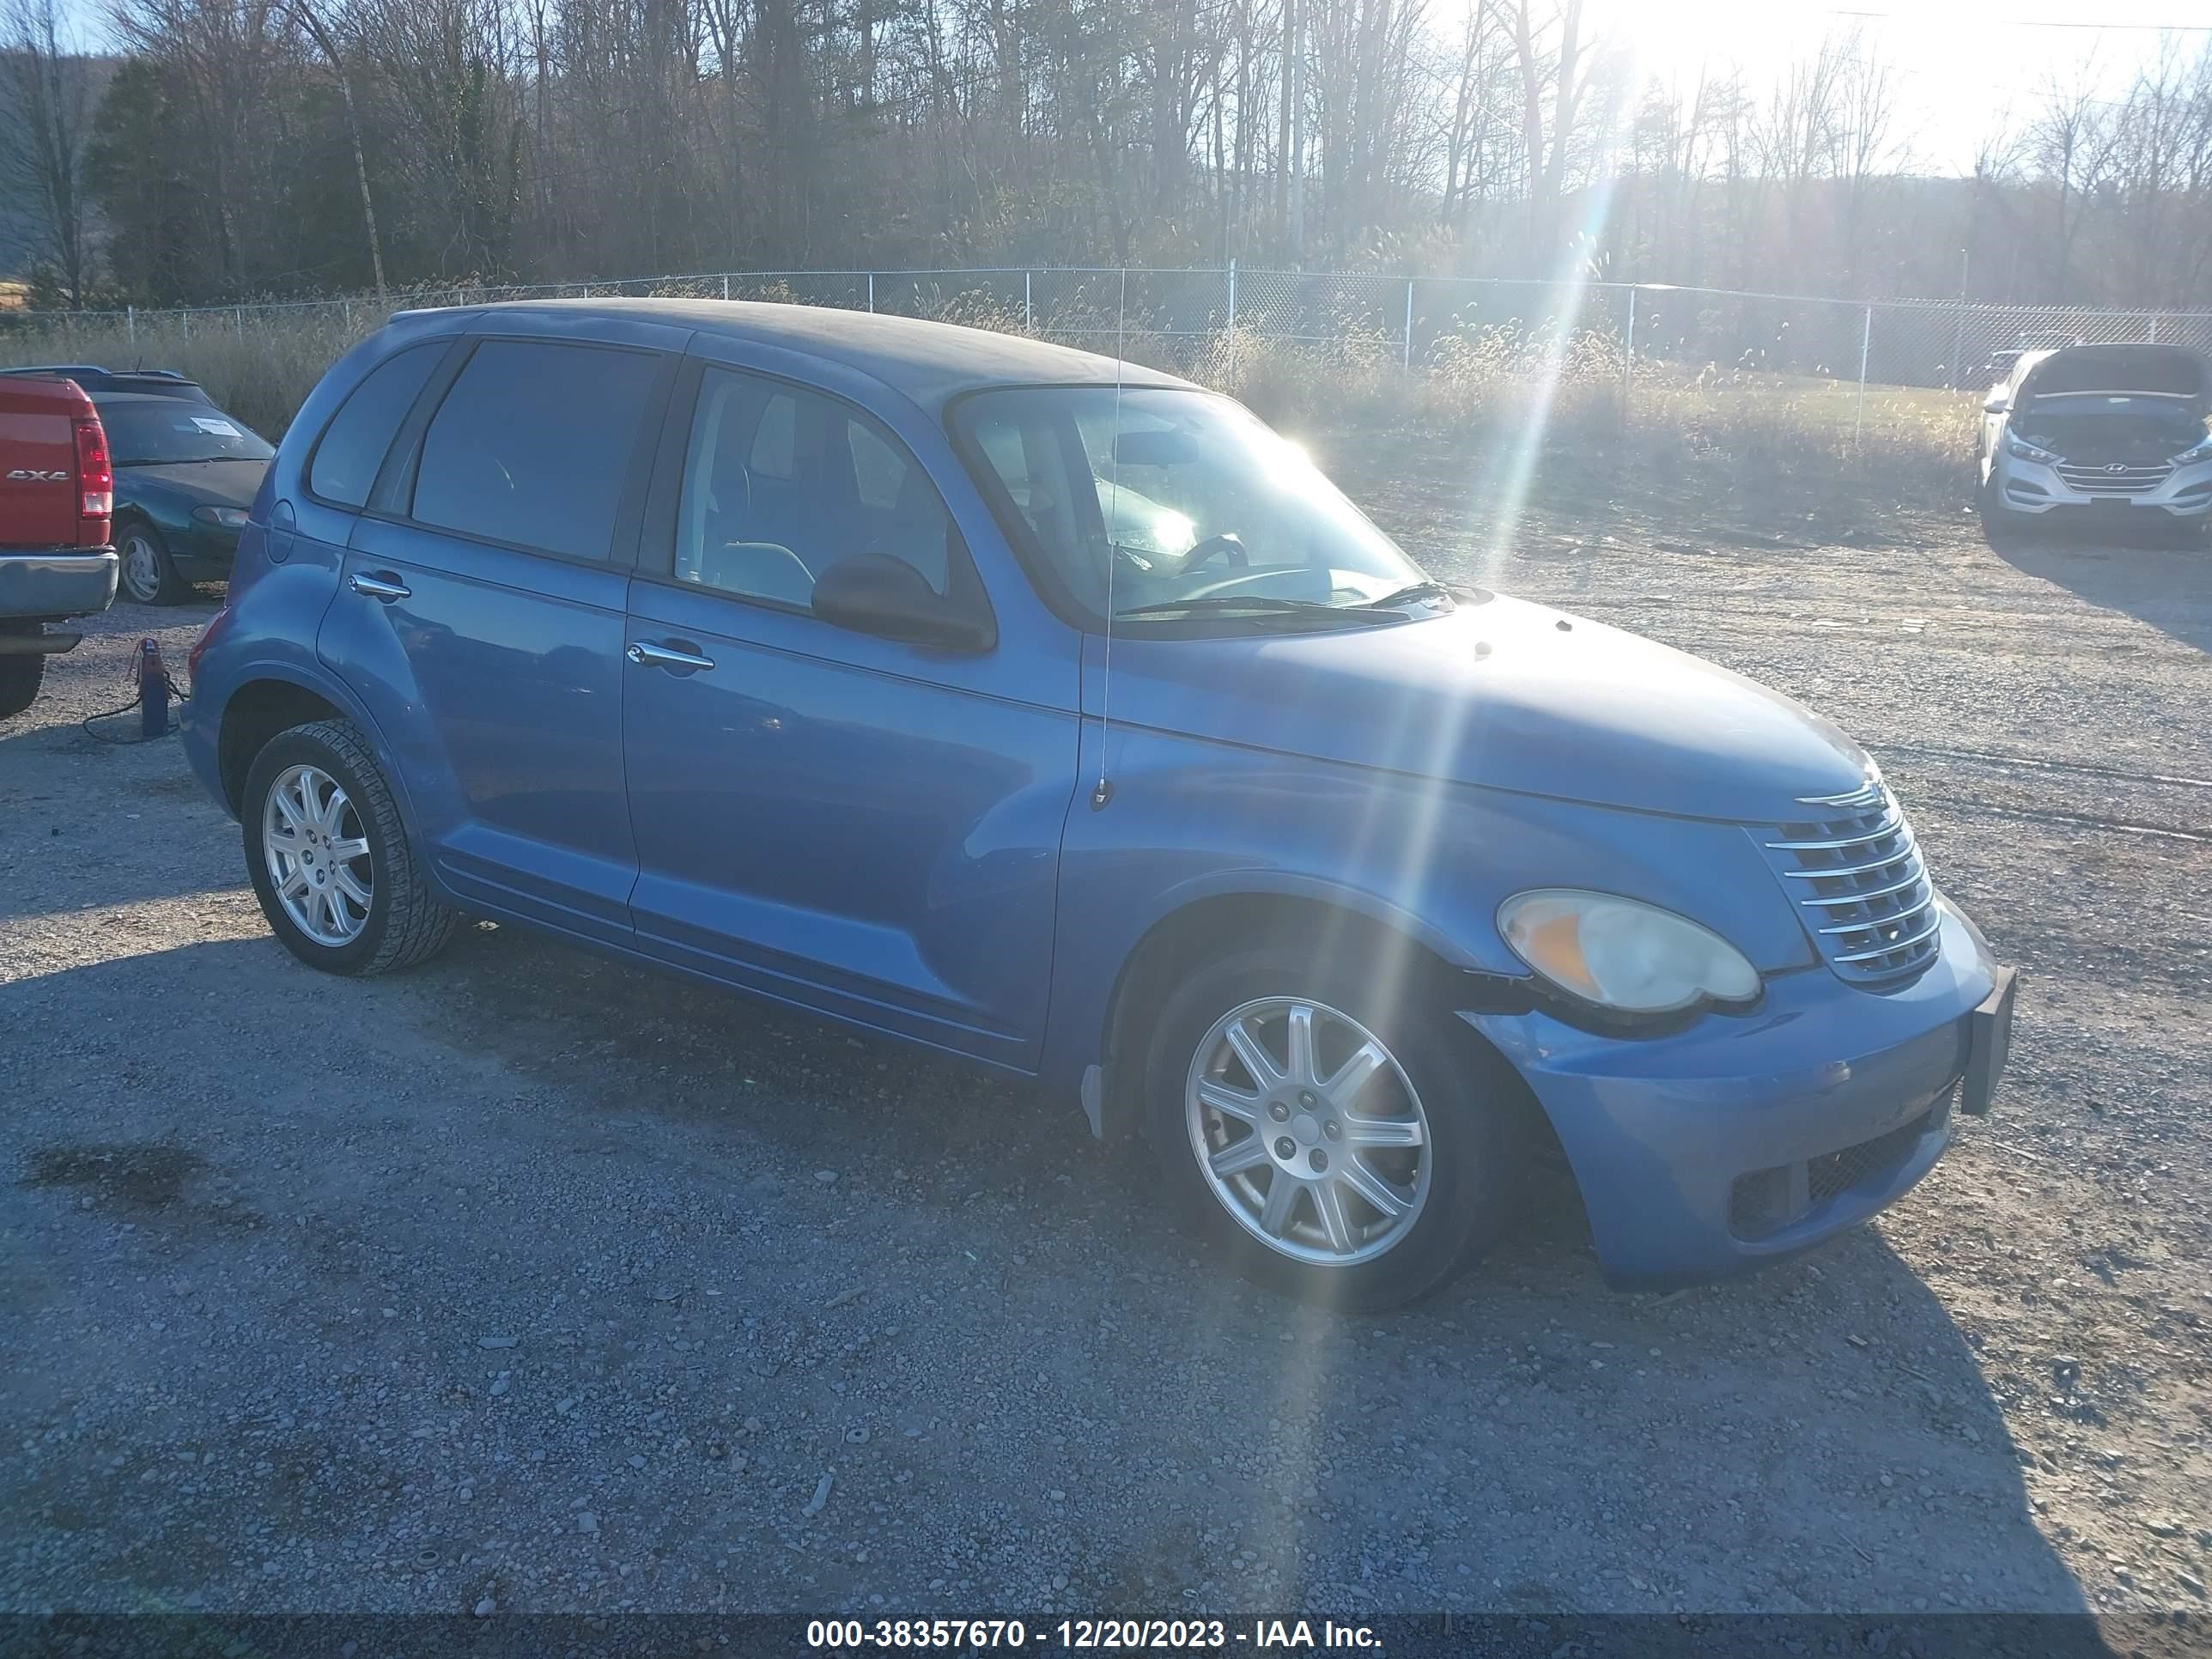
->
[1367,580,1456,609]
[1113,595,1398,626]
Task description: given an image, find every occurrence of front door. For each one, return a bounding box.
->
[619,358,1079,1069]
[319,331,676,940]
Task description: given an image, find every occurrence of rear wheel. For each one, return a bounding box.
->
[118,520,188,605]
[0,632,46,720]
[1142,941,1529,1310]
[242,718,459,975]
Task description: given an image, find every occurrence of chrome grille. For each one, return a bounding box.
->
[2055,462,2172,495]
[1759,781,1942,986]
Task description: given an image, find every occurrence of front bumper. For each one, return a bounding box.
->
[0,550,119,623]
[171,523,242,581]
[1995,453,2212,517]
[1468,902,2002,1290]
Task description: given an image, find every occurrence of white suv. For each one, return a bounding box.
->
[1978,343,2212,541]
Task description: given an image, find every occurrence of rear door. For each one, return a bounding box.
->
[318,319,683,941]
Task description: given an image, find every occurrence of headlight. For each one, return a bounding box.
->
[191,505,249,528]
[2004,432,2062,465]
[2172,437,2212,466]
[1498,889,1761,1015]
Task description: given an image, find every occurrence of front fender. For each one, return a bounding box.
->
[1036,720,1816,1107]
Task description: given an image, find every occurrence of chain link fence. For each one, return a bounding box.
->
[8,264,2210,406]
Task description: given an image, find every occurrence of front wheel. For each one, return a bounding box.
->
[1974,470,2011,547]
[242,718,459,975]
[1142,943,1529,1310]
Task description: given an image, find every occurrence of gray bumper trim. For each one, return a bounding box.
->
[0,550,119,622]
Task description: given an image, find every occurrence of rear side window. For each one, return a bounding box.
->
[410,340,660,561]
[309,343,442,507]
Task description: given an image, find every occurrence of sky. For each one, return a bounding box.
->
[48,0,2212,179]
[1588,0,2212,174]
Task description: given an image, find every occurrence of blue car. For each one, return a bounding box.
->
[181,301,2016,1309]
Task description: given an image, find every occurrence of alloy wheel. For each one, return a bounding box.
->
[263,763,373,946]
[1184,995,1432,1266]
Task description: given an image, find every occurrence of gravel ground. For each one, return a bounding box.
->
[3,437,2209,1627]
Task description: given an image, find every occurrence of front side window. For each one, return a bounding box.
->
[952,386,1435,630]
[410,340,660,561]
[673,365,957,606]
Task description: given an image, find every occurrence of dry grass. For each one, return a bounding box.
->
[0,296,1978,511]
[0,306,378,441]
[1199,322,1978,509]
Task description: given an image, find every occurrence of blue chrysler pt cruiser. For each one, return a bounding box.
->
[182,301,2016,1309]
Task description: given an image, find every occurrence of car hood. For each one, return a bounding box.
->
[2015,343,2211,416]
[1101,594,1872,822]
[116,459,266,510]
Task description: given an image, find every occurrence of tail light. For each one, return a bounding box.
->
[73,415,112,543]
[187,605,223,681]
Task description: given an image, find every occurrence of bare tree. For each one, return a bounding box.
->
[50,0,2212,309]
[1,0,102,302]
[1833,33,1902,295]
[2027,70,2119,301]
[1492,0,1601,270]
[1437,3,1510,237]
[290,0,386,293]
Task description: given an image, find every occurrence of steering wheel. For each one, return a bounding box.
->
[1179,532,1248,569]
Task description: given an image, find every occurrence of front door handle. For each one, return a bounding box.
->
[626,639,715,672]
[349,571,410,602]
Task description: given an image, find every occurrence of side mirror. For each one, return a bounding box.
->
[811,552,994,653]
[1983,395,2009,414]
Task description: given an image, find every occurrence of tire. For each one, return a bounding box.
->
[117,519,188,605]
[1140,939,1529,1310]
[1974,470,2010,547]
[241,718,459,975]
[0,641,45,720]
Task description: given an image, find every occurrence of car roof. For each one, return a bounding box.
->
[91,390,227,407]
[1,364,205,396]
[435,298,1199,410]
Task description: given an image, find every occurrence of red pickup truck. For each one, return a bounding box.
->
[1,374,118,718]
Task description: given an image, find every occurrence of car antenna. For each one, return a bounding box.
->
[1091,269,1127,812]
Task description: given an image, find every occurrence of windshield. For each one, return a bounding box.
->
[953,386,1435,628]
[99,401,273,466]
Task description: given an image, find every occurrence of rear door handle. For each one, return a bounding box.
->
[349,571,410,602]
[626,639,715,672]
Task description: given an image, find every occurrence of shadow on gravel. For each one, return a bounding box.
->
[0,876,2105,1617]
[3,914,2099,1615]
[1983,520,2212,656]
[249,918,2097,1616]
